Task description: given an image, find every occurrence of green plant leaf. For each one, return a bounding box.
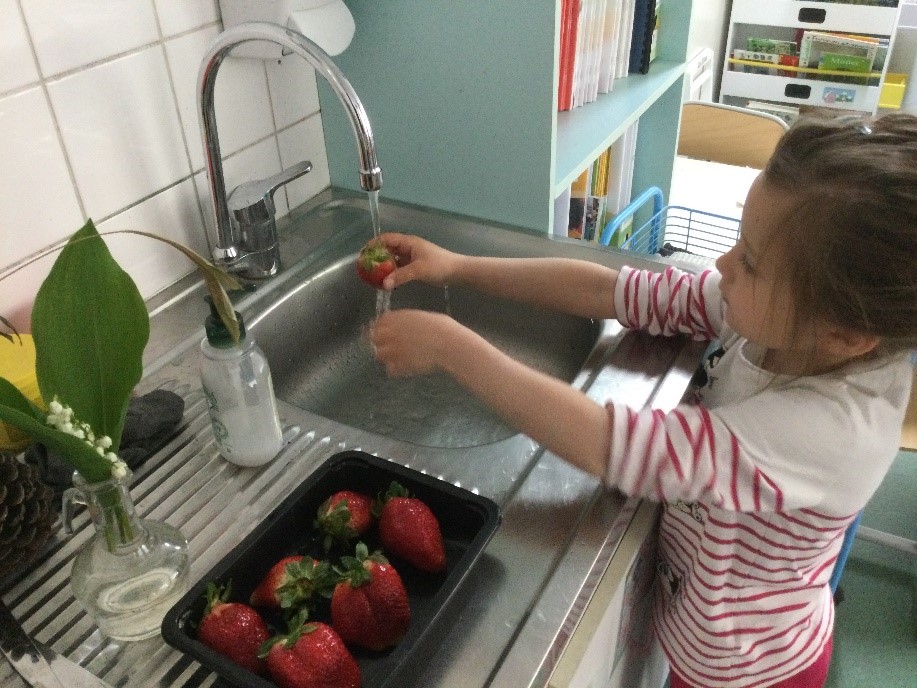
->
[31,219,149,453]
[0,379,110,482]
[107,230,242,344]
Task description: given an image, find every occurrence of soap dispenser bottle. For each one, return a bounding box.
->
[200,299,283,466]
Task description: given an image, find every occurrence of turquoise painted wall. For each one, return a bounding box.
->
[319,0,558,232]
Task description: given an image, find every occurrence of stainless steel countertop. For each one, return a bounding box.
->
[0,189,704,688]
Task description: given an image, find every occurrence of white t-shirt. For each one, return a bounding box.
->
[608,266,912,688]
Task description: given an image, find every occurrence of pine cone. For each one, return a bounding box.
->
[0,451,60,580]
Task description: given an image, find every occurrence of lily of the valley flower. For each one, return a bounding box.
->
[45,398,127,479]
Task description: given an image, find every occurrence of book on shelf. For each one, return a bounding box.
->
[559,0,660,111]
[744,100,800,125]
[567,167,591,239]
[557,0,580,111]
[553,187,573,237]
[554,121,638,243]
[597,0,622,93]
[649,0,661,64]
[732,49,800,76]
[616,0,636,79]
[583,148,611,241]
[798,30,879,71]
[628,0,657,75]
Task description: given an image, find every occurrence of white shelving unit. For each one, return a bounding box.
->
[720,0,902,116]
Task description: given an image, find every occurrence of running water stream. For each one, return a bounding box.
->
[368,190,391,315]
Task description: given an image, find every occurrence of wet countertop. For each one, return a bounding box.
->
[0,189,704,688]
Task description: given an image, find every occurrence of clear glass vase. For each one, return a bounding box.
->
[62,469,190,641]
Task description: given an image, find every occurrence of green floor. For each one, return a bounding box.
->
[826,449,917,688]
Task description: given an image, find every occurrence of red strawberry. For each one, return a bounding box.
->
[261,615,360,688]
[375,482,446,573]
[249,555,333,610]
[356,242,397,289]
[316,490,374,551]
[197,581,270,675]
[331,542,411,651]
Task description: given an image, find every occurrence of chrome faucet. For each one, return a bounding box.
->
[198,22,383,278]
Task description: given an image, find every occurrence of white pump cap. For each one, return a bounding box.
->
[217,0,356,59]
[288,0,355,56]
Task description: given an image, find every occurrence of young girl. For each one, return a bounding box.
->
[368,111,917,688]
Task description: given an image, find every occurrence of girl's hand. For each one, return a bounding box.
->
[375,233,462,290]
[370,309,462,377]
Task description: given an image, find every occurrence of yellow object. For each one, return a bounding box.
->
[879,73,908,110]
[0,334,45,451]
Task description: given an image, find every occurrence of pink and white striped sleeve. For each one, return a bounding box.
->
[608,266,783,511]
[605,402,784,511]
[614,266,724,340]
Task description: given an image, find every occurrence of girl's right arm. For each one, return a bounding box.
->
[378,232,620,321]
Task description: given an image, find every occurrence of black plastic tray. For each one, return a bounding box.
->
[161,450,501,688]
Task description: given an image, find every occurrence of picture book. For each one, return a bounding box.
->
[798,30,878,70]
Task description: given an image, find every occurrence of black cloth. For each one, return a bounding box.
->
[24,389,185,506]
[659,242,694,257]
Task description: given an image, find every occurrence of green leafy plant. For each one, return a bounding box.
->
[0,219,240,484]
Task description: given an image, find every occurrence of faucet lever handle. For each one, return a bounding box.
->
[228,160,314,224]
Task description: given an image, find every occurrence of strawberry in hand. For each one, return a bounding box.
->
[249,555,334,611]
[315,490,374,552]
[197,581,271,675]
[356,241,397,289]
[331,542,411,652]
[375,481,447,573]
[260,611,360,688]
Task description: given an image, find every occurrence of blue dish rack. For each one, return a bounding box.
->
[600,187,741,259]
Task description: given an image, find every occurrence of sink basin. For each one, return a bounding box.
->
[247,207,603,449]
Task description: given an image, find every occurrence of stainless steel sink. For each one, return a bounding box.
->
[249,221,602,448]
[23,189,701,688]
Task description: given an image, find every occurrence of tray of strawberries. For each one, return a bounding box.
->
[161,450,501,688]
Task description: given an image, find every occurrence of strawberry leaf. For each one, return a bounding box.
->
[276,559,334,610]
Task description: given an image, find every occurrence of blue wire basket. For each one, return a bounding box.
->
[623,205,741,258]
[599,187,741,259]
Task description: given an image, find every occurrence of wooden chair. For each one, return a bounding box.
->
[677,101,788,169]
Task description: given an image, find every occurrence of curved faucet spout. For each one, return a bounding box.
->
[198,21,382,277]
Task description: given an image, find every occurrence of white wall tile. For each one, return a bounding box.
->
[266,53,320,131]
[0,254,54,333]
[21,0,159,77]
[98,179,208,300]
[1,5,333,323]
[47,47,191,221]
[165,26,275,172]
[277,115,330,211]
[0,0,40,93]
[0,87,83,266]
[154,0,219,38]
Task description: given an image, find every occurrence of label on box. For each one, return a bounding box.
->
[822,86,856,104]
